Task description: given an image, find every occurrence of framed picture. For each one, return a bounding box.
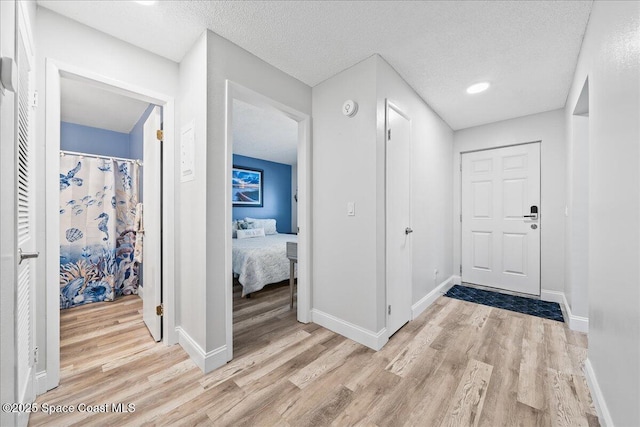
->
[232,166,263,207]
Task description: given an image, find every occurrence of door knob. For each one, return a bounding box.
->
[18,248,39,264]
[405,227,413,235]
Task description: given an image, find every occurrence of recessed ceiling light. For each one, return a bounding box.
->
[134,1,157,5]
[466,82,490,94]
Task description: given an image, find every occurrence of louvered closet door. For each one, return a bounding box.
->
[16,12,36,417]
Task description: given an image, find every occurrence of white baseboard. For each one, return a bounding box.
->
[584,358,614,427]
[311,309,387,351]
[540,289,565,304]
[453,275,462,285]
[412,275,455,319]
[540,289,589,333]
[567,312,589,333]
[35,371,48,395]
[175,327,228,374]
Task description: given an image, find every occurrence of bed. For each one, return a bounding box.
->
[232,233,297,296]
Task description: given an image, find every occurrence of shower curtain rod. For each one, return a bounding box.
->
[60,150,143,166]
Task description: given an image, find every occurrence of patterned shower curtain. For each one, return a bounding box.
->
[59,154,140,309]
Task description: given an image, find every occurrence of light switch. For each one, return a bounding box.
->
[347,202,355,216]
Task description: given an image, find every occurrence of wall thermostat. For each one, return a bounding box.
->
[342,99,358,117]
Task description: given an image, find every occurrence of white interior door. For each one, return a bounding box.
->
[16,8,37,424]
[0,4,19,425]
[386,101,412,337]
[142,106,162,341]
[461,143,541,295]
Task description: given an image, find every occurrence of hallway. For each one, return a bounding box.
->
[31,289,596,426]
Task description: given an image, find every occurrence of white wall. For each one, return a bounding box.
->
[176,33,208,352]
[312,55,454,346]
[34,7,179,381]
[565,1,640,425]
[205,30,312,364]
[375,57,454,321]
[453,110,566,295]
[312,56,380,335]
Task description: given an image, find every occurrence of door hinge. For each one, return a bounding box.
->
[460,265,462,275]
[388,129,391,140]
[32,346,39,366]
[460,213,462,222]
[32,90,38,108]
[156,304,164,316]
[388,305,391,315]
[156,129,164,141]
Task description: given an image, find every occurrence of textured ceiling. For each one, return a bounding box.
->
[61,78,151,133]
[233,99,298,166]
[39,1,593,130]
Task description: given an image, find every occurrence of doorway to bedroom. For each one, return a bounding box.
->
[229,90,306,357]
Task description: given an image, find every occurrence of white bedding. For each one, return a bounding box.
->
[232,234,297,296]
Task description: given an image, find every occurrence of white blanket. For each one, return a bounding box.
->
[232,234,297,296]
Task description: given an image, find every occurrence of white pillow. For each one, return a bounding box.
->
[232,219,256,238]
[237,228,265,239]
[244,217,277,235]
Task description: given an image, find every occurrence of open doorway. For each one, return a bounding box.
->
[231,98,299,356]
[43,62,176,392]
[225,82,311,360]
[565,77,589,331]
[57,76,162,378]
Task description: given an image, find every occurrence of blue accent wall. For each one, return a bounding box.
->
[61,122,132,159]
[233,154,292,233]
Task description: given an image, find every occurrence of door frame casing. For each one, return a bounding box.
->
[43,60,176,393]
[458,140,542,294]
[224,80,312,361]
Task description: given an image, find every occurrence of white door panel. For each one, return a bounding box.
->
[462,143,540,295]
[386,101,412,337]
[142,106,162,341]
[472,181,492,218]
[472,232,492,270]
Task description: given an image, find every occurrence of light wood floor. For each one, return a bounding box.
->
[31,283,598,426]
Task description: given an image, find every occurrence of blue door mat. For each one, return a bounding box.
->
[444,285,564,323]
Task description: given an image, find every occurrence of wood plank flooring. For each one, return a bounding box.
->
[30,283,598,426]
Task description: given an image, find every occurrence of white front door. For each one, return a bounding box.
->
[142,106,162,341]
[386,101,412,336]
[461,143,541,295]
